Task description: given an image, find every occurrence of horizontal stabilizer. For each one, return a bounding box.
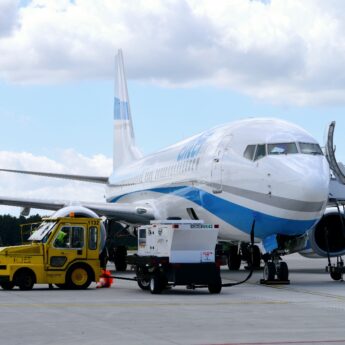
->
[0,168,108,184]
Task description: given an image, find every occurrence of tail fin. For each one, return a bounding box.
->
[113,50,142,170]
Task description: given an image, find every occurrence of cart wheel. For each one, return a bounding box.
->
[0,282,15,290]
[137,278,150,290]
[208,275,222,294]
[149,275,164,294]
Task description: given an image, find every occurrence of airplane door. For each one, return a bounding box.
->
[211,135,232,194]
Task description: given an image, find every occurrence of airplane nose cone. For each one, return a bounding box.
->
[270,156,330,213]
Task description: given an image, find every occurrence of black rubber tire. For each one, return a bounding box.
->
[208,275,222,294]
[16,270,35,290]
[330,270,342,281]
[0,282,15,290]
[137,278,150,291]
[66,265,92,290]
[263,262,276,281]
[227,246,241,270]
[114,246,127,272]
[149,275,164,294]
[252,245,261,268]
[277,262,289,281]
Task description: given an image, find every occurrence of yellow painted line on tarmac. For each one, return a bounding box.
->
[262,284,345,301]
[221,274,345,301]
[0,300,289,309]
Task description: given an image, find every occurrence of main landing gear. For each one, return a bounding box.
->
[227,244,262,271]
[326,256,344,281]
[260,255,290,285]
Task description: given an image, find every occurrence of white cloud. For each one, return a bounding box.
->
[1,0,345,104]
[0,150,112,216]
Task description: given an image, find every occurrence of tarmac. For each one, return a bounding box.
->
[1,254,345,345]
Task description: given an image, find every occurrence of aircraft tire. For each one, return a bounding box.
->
[263,262,276,281]
[114,246,127,272]
[252,245,261,268]
[277,262,289,281]
[330,270,342,281]
[228,246,241,270]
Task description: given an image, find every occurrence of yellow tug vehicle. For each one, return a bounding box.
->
[0,216,102,290]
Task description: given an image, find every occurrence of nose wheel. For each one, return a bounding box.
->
[261,258,290,285]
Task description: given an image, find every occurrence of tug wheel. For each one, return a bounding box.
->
[0,282,15,290]
[14,269,35,290]
[66,265,92,289]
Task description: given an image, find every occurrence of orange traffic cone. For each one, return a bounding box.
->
[96,269,114,288]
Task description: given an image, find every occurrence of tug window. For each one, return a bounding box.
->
[243,145,256,160]
[254,144,266,161]
[268,143,298,155]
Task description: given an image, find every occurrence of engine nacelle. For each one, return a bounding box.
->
[51,206,106,252]
[300,207,345,258]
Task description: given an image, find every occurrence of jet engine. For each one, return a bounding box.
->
[50,206,106,252]
[300,207,345,258]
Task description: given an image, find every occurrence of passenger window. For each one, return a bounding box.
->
[88,226,98,250]
[243,145,256,160]
[254,144,266,161]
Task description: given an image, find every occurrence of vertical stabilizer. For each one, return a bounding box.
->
[113,50,142,170]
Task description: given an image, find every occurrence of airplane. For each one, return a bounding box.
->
[0,50,343,282]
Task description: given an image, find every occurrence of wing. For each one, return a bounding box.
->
[0,196,155,224]
[0,168,108,184]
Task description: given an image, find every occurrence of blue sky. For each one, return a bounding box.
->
[1,0,345,215]
[1,80,344,161]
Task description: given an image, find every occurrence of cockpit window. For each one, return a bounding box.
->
[299,142,323,155]
[267,143,298,155]
[243,145,256,160]
[254,144,266,161]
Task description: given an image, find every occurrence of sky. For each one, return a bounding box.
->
[0,0,345,216]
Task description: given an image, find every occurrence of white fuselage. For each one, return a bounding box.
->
[106,118,330,243]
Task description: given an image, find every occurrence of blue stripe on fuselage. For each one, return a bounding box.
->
[108,186,318,239]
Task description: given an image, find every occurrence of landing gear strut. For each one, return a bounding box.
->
[261,255,290,285]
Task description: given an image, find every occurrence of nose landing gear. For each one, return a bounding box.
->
[261,255,290,285]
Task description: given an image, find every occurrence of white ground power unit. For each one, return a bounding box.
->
[127,220,222,294]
